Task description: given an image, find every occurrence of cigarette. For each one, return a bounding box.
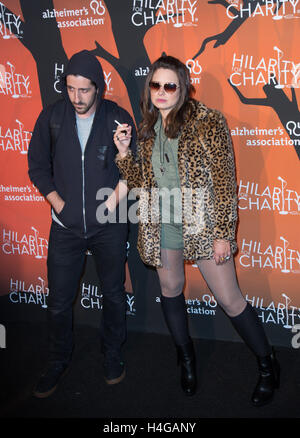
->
[114,120,128,135]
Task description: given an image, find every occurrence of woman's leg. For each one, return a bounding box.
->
[156,248,196,395]
[195,257,270,356]
[196,257,279,406]
[157,248,190,346]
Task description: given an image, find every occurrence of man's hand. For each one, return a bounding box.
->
[46,191,65,214]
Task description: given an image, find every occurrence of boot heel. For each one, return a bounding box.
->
[176,341,197,396]
[251,349,280,407]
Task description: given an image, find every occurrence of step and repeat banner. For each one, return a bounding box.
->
[0,0,299,347]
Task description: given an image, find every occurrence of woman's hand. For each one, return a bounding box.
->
[113,123,132,158]
[213,239,231,265]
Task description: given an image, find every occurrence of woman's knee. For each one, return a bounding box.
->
[218,296,247,317]
[159,278,185,298]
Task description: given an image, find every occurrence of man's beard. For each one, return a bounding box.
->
[73,92,97,115]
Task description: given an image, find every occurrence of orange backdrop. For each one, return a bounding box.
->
[0,0,299,339]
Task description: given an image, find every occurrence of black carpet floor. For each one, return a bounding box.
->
[1,321,300,427]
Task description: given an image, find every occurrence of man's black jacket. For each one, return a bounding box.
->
[28,50,136,238]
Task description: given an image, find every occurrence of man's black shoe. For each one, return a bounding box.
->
[33,362,69,398]
[103,353,125,385]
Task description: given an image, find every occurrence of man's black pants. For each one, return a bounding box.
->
[46,221,128,364]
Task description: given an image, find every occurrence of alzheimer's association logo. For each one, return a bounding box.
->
[186,59,202,86]
[1,227,48,259]
[42,1,106,28]
[90,0,106,15]
[286,120,300,137]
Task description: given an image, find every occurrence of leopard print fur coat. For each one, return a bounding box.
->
[116,99,238,268]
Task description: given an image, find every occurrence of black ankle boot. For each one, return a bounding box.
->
[176,341,197,396]
[251,348,280,407]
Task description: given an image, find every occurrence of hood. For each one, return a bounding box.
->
[62,50,105,103]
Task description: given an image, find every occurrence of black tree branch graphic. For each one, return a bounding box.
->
[229,79,300,159]
[3,0,68,107]
[89,0,164,124]
[3,0,165,124]
[193,0,282,59]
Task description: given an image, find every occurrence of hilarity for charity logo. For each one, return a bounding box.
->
[239,236,300,273]
[80,281,136,315]
[229,47,300,89]
[131,0,198,27]
[0,61,31,98]
[238,177,300,214]
[1,226,48,259]
[226,0,300,21]
[9,276,49,307]
[246,292,300,330]
[0,119,32,153]
[0,2,22,39]
[53,63,112,97]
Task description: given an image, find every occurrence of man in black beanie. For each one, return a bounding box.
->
[28,50,136,397]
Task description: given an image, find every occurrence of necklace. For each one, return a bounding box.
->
[159,119,168,174]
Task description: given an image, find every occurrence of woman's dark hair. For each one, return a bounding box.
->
[138,54,195,141]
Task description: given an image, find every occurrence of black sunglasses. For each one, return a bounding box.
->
[149,81,180,94]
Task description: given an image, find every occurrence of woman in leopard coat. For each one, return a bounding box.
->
[114,55,279,406]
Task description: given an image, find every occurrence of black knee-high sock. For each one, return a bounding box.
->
[229,303,272,358]
[160,293,191,346]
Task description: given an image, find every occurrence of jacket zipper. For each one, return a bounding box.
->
[82,153,87,236]
[75,121,87,237]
